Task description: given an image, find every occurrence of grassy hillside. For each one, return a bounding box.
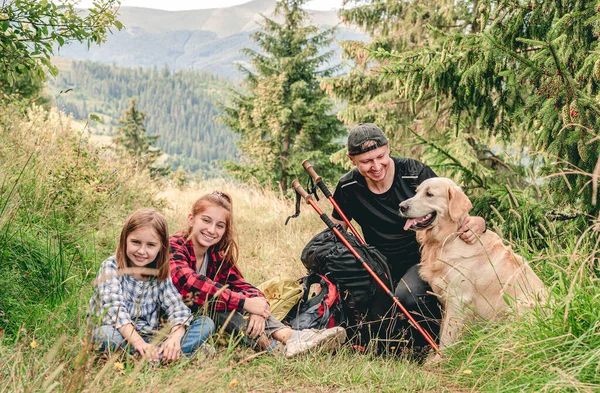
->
[0,105,598,392]
[3,180,599,392]
[0,103,160,335]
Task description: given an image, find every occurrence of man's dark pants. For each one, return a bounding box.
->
[363,263,441,355]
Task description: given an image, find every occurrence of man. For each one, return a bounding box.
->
[330,123,486,352]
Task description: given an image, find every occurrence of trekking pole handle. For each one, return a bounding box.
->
[302,160,332,198]
[292,179,312,202]
[301,160,322,183]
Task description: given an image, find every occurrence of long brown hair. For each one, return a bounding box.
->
[115,208,170,280]
[183,191,239,269]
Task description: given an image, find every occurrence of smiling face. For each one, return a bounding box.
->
[125,226,162,268]
[188,204,228,253]
[349,143,392,183]
[115,208,170,280]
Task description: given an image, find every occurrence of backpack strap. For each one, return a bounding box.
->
[285,189,302,225]
[285,177,319,225]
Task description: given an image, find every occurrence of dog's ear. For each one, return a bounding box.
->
[448,185,473,222]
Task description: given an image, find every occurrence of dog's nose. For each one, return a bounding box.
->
[399,204,408,214]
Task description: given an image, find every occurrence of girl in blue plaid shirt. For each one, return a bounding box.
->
[89,208,215,361]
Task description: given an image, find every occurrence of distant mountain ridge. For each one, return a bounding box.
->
[57,0,366,78]
[112,0,342,38]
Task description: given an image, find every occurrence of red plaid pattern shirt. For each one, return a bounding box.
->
[169,234,265,312]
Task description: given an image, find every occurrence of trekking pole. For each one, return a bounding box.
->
[291,179,441,354]
[302,160,365,244]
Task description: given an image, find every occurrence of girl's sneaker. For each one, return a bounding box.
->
[284,326,346,358]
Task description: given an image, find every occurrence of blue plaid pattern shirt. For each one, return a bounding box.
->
[89,256,191,334]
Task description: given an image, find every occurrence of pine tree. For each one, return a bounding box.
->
[328,0,600,218]
[220,0,345,191]
[323,0,503,188]
[114,98,163,174]
[374,1,600,216]
[324,1,468,145]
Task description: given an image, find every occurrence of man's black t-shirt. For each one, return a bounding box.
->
[332,157,436,282]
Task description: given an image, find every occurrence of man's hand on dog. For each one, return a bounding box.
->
[458,216,486,244]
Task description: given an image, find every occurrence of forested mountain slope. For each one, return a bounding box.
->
[47,59,236,173]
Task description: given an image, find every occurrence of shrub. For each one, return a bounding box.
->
[0,104,162,335]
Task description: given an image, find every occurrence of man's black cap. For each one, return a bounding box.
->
[347,123,389,156]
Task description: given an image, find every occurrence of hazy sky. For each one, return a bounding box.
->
[78,0,347,11]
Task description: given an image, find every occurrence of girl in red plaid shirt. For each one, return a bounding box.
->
[170,192,346,358]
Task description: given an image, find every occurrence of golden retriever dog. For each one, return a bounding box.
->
[399,177,546,355]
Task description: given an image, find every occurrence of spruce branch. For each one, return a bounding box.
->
[408,128,485,188]
[482,32,544,75]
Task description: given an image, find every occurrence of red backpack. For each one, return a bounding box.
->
[284,273,343,330]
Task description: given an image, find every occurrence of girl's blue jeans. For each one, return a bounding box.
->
[93,315,215,355]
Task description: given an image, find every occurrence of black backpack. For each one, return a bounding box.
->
[300,229,393,317]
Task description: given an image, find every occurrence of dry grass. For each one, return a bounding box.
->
[0,334,449,393]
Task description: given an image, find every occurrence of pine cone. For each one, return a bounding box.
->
[569,100,579,119]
